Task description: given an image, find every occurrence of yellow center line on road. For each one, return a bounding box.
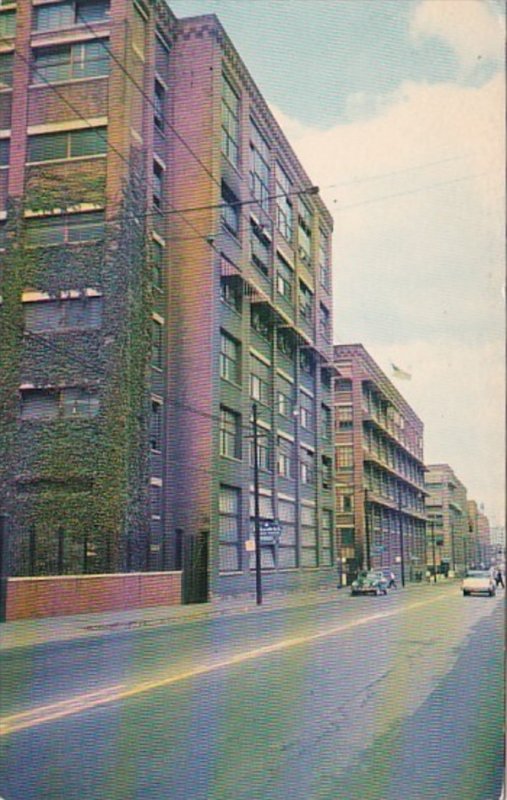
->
[0,592,451,737]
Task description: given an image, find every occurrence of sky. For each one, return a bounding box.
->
[170,0,505,526]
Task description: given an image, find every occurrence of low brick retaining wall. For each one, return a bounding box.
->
[6,571,182,621]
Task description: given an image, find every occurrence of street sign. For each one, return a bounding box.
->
[259,519,282,545]
[372,545,385,553]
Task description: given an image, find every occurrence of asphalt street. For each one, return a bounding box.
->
[0,583,504,800]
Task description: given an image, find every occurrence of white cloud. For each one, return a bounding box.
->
[270,70,505,522]
[410,0,505,77]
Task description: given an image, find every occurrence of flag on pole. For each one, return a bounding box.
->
[391,363,411,380]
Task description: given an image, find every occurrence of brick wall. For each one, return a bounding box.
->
[6,571,182,620]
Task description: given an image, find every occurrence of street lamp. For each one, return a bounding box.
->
[364,488,371,571]
[429,518,437,584]
[252,402,262,606]
[397,484,406,588]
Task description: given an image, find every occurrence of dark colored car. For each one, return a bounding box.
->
[350,570,388,596]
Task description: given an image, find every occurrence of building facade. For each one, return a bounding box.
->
[333,344,426,584]
[0,2,335,598]
[167,14,335,598]
[425,464,469,575]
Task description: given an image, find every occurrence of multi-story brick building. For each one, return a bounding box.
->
[167,14,335,598]
[333,344,426,584]
[0,2,335,599]
[425,464,469,575]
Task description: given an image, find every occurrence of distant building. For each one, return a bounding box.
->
[477,511,492,566]
[332,344,426,584]
[467,500,480,565]
[425,465,468,574]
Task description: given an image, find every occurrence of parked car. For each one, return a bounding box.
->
[462,570,496,597]
[350,571,388,596]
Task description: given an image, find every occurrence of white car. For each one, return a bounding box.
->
[462,570,496,597]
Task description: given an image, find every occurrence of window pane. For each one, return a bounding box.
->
[28,132,67,162]
[0,10,16,38]
[35,3,74,32]
[21,390,58,420]
[0,139,9,167]
[70,127,107,157]
[75,0,110,24]
[0,51,13,89]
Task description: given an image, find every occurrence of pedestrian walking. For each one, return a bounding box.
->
[387,571,397,589]
[495,568,504,588]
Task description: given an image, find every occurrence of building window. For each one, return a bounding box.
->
[322,456,333,490]
[340,527,355,547]
[27,127,107,163]
[152,161,164,209]
[220,275,242,312]
[154,80,165,130]
[300,446,315,485]
[276,254,293,302]
[152,240,164,290]
[277,328,294,358]
[0,51,13,89]
[336,446,353,470]
[298,200,312,266]
[275,162,293,241]
[250,354,270,405]
[319,303,330,341]
[220,406,241,460]
[20,387,99,420]
[341,493,353,513]
[250,221,270,276]
[250,304,271,340]
[278,498,297,568]
[321,509,333,566]
[24,296,103,331]
[34,0,110,32]
[301,505,317,566]
[0,139,9,168]
[0,10,16,39]
[299,391,313,431]
[221,74,239,167]
[155,32,170,83]
[221,181,240,236]
[321,403,332,440]
[277,436,294,479]
[150,484,161,518]
[219,485,241,572]
[337,404,353,429]
[298,280,314,323]
[336,378,352,392]
[151,319,163,368]
[319,229,330,291]
[32,40,110,84]
[249,432,271,472]
[299,348,314,376]
[150,399,162,451]
[25,212,105,247]
[220,330,241,385]
[249,119,270,212]
[277,375,294,417]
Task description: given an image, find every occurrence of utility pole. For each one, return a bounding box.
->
[430,518,437,584]
[364,488,371,570]
[0,514,9,623]
[252,403,262,605]
[450,522,456,574]
[398,484,406,587]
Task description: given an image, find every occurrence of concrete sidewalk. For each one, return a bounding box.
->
[0,581,445,651]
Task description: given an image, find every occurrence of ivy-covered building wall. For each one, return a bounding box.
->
[0,0,176,577]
